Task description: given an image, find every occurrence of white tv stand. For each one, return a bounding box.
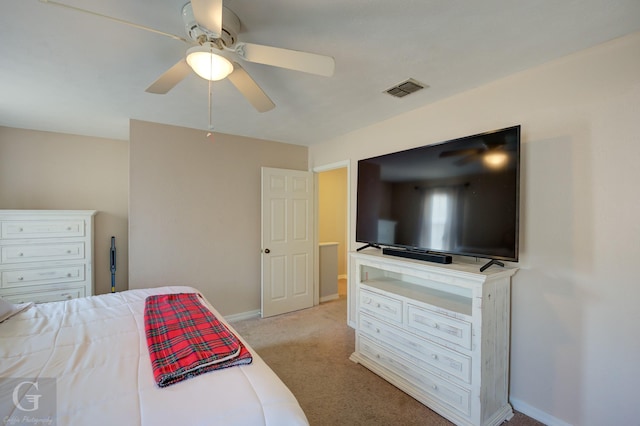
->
[349,250,517,426]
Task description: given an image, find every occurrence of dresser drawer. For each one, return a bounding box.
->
[407,304,472,350]
[359,336,471,417]
[360,287,403,324]
[1,220,85,239]
[1,265,85,289]
[1,242,85,264]
[0,286,86,303]
[360,313,471,383]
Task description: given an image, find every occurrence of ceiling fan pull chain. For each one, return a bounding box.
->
[208,78,213,130]
[207,44,214,139]
[207,78,214,139]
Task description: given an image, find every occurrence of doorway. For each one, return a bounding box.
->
[316,162,349,312]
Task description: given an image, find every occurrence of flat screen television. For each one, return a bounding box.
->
[356,125,520,268]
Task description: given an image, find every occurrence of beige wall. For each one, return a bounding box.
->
[309,32,640,426]
[318,168,347,276]
[0,126,129,295]
[128,120,307,316]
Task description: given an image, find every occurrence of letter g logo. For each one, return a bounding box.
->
[12,380,41,412]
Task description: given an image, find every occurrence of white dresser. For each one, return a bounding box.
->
[0,210,96,303]
[350,251,517,426]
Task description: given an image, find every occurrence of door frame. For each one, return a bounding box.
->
[313,160,352,325]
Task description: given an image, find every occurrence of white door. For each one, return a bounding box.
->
[261,167,314,318]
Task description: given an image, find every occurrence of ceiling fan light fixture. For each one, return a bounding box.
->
[186,45,233,81]
[483,151,508,169]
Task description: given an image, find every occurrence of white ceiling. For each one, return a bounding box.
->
[1,0,639,146]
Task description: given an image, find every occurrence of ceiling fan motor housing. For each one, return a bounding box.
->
[182,2,240,47]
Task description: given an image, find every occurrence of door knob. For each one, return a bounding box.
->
[264,248,270,254]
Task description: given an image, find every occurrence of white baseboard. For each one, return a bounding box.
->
[225,293,343,322]
[510,397,572,426]
[320,293,339,303]
[225,309,260,323]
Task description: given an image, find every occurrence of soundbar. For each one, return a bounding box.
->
[382,247,452,264]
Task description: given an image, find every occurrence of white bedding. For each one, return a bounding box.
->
[0,286,308,425]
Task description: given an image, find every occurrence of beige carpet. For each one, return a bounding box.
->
[232,297,543,426]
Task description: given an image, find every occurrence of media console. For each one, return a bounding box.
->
[349,250,517,426]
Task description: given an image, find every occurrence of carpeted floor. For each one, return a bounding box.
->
[232,297,543,426]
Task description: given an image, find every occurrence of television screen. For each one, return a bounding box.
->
[356,125,520,262]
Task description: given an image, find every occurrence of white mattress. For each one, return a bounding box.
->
[0,286,308,425]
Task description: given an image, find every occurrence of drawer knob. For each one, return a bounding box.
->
[18,252,24,257]
[431,354,438,360]
[18,277,24,281]
[66,227,72,230]
[376,303,381,308]
[18,228,23,232]
[432,385,438,391]
[67,273,72,277]
[67,250,72,254]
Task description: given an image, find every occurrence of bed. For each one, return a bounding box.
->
[0,286,308,425]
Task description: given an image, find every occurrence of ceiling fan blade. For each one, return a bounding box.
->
[38,0,187,42]
[227,63,275,112]
[191,0,223,37]
[439,148,483,158]
[454,154,481,167]
[145,60,192,94]
[234,43,335,77]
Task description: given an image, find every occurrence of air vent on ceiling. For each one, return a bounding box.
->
[384,78,427,98]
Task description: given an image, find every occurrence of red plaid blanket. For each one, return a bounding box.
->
[144,292,252,387]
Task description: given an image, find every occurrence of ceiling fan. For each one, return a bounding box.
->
[39,0,336,113]
[439,133,516,167]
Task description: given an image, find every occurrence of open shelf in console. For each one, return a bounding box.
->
[360,265,473,316]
